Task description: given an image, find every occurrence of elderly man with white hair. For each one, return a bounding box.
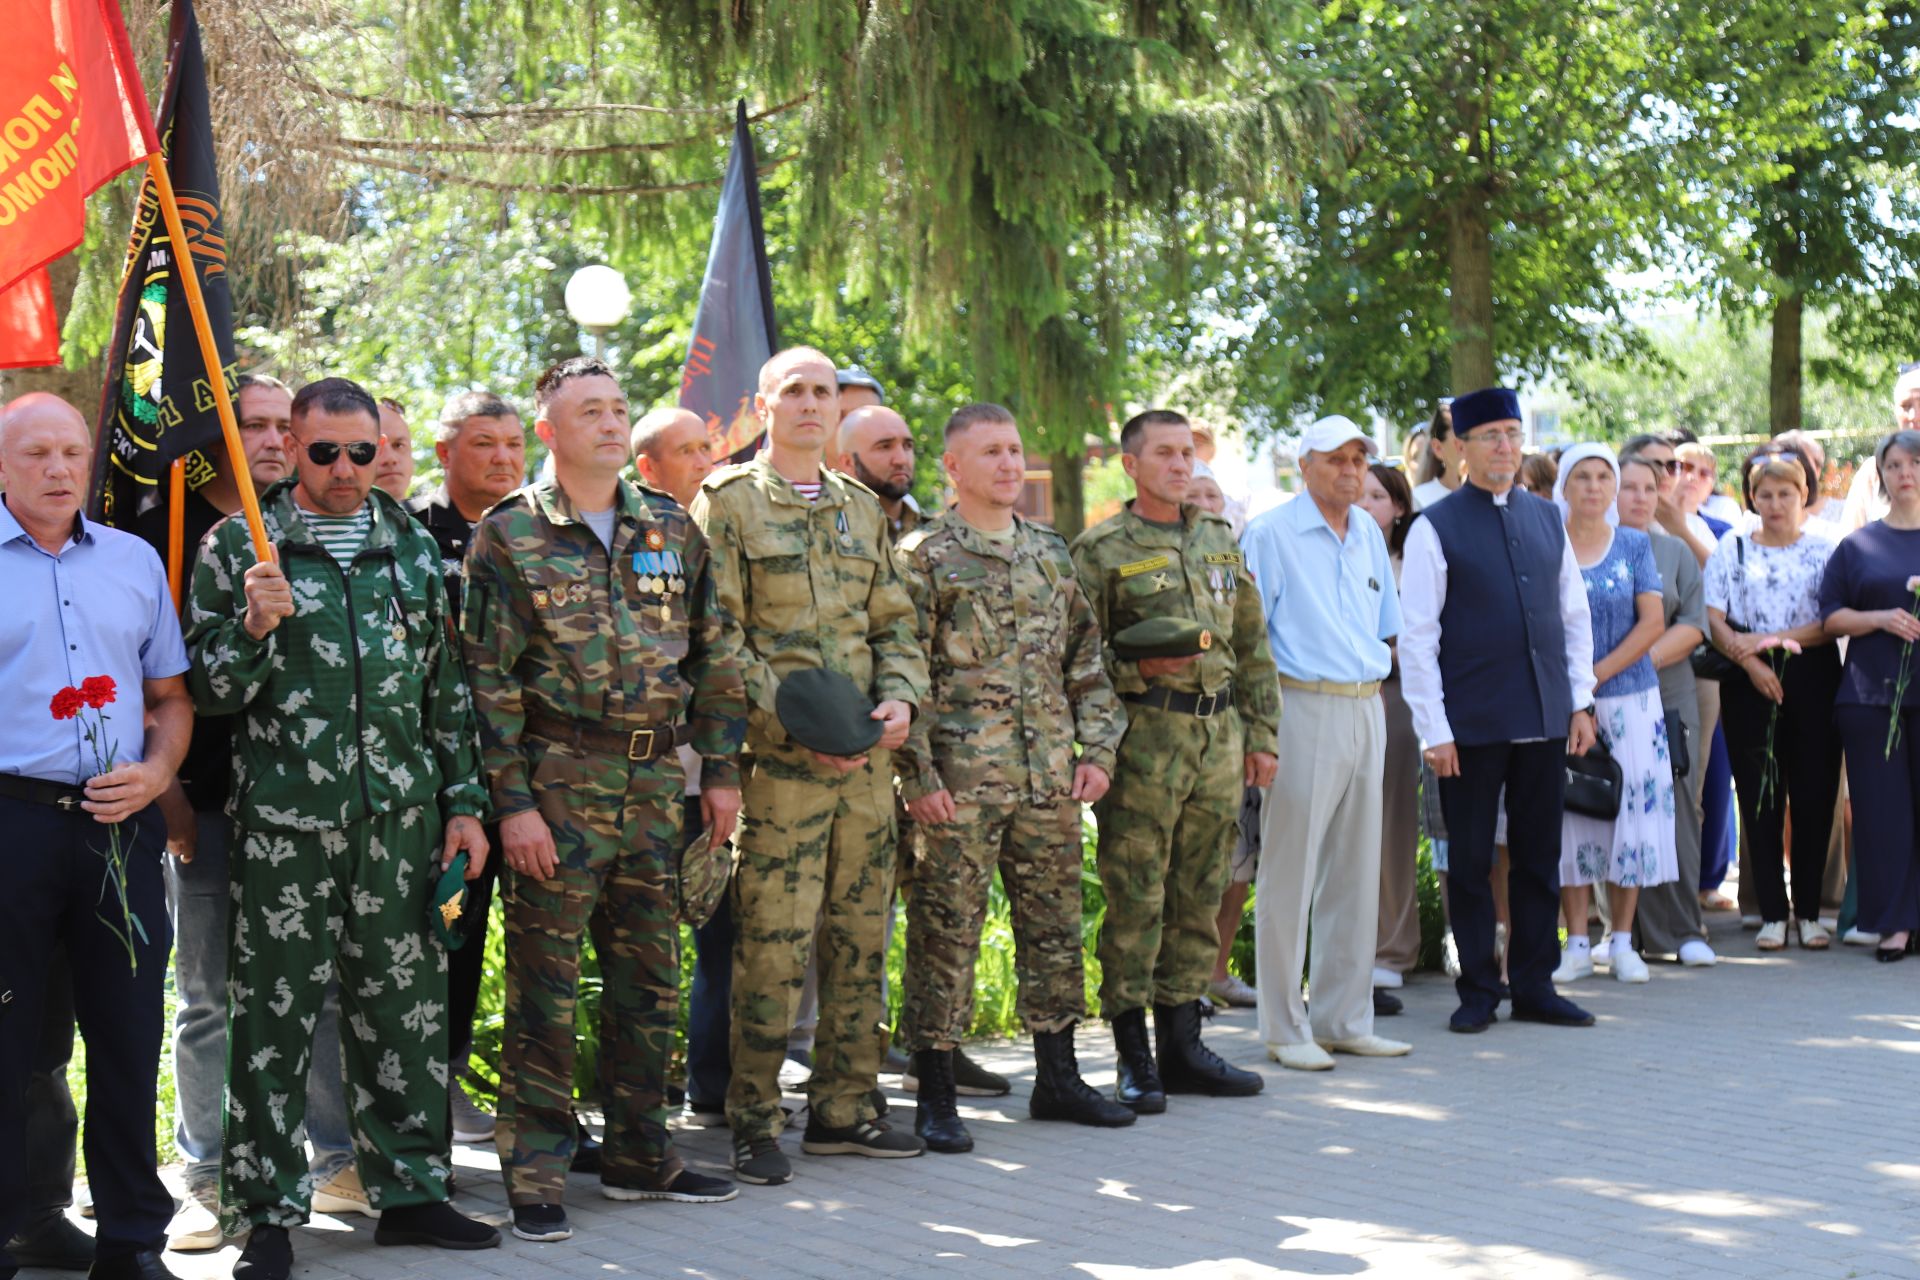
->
[1241,416,1410,1070]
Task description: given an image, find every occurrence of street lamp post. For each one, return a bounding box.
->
[564,264,632,362]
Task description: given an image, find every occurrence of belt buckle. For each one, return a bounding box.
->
[1194,693,1218,719]
[628,729,657,761]
[54,794,80,811]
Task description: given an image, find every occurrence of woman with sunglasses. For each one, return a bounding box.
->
[1819,430,1920,960]
[1550,445,1676,985]
[1704,448,1842,951]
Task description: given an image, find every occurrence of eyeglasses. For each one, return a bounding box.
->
[304,440,379,467]
[1462,427,1525,447]
[1638,457,1679,474]
[1679,460,1713,475]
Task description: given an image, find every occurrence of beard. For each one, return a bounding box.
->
[852,455,912,502]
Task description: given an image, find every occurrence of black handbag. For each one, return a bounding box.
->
[1565,738,1625,820]
[1692,535,1746,682]
[1664,708,1690,781]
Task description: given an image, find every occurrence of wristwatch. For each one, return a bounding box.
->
[1575,704,1596,718]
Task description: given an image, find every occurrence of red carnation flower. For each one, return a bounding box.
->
[79,675,118,708]
[49,687,84,720]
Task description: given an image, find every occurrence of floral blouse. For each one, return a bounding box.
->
[1703,530,1836,635]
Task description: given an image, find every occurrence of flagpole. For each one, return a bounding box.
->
[142,151,271,561]
[166,458,187,609]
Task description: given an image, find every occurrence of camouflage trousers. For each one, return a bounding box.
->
[902,793,1085,1050]
[728,746,895,1140]
[1093,704,1244,1015]
[221,805,452,1230]
[496,741,683,1205]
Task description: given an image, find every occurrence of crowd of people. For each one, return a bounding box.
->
[0,352,1915,1280]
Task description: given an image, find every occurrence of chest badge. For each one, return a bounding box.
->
[1151,571,1174,592]
[645,529,665,551]
[532,588,551,609]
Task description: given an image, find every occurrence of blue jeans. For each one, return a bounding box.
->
[683,798,732,1107]
[167,811,352,1186]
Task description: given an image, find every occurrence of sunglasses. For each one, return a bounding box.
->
[304,440,378,467]
[1640,457,1679,474]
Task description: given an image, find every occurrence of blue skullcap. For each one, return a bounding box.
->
[1449,387,1523,435]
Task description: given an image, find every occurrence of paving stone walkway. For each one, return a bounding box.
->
[25,908,1920,1278]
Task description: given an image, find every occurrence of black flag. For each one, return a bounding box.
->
[678,100,778,463]
[89,0,234,528]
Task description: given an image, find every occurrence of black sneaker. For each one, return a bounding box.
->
[904,1046,1014,1097]
[510,1203,571,1243]
[374,1201,501,1250]
[602,1168,737,1203]
[800,1117,926,1159]
[233,1225,292,1280]
[731,1134,794,1186]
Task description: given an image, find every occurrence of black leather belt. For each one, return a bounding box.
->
[0,773,88,810]
[1121,685,1236,719]
[524,711,692,762]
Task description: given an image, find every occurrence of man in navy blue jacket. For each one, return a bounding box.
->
[1398,387,1600,1034]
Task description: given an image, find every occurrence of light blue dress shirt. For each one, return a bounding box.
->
[0,499,189,784]
[1241,495,1401,684]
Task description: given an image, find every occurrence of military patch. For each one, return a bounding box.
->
[1203,552,1243,566]
[1115,554,1172,579]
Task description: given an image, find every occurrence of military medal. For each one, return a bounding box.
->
[659,604,672,622]
[645,528,665,551]
[532,588,550,609]
[549,584,568,607]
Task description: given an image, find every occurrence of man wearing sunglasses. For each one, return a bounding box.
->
[184,377,500,1280]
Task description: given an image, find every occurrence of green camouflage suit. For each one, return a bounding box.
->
[184,480,487,1230]
[893,512,1123,1048]
[690,457,928,1141]
[462,477,745,1205]
[1070,502,1281,1016]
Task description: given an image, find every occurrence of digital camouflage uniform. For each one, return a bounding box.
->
[1070,502,1281,1015]
[462,477,745,1206]
[892,512,1123,1048]
[690,457,928,1141]
[184,481,488,1230]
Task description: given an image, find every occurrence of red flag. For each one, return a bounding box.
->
[0,0,158,369]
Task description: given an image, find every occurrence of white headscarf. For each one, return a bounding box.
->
[1551,442,1619,522]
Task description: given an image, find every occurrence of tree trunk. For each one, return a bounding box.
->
[1050,448,1086,541]
[1768,291,1803,437]
[1447,195,1496,393]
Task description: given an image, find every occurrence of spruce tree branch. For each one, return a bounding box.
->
[298,144,794,195]
[292,80,811,125]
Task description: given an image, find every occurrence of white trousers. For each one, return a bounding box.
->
[1256,689,1386,1047]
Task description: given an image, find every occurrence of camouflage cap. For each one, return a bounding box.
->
[428,852,472,951]
[674,826,733,927]
[1112,617,1213,662]
[776,667,885,757]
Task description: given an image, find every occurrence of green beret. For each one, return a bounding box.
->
[428,852,472,951]
[776,667,884,757]
[674,826,733,927]
[1112,617,1213,662]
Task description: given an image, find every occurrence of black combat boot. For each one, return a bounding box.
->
[1030,1028,1136,1127]
[1154,1000,1264,1096]
[1110,1008,1166,1114]
[911,1048,974,1153]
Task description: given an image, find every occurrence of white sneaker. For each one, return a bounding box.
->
[451,1081,496,1144]
[777,1053,813,1091]
[1842,927,1882,947]
[1677,940,1718,967]
[1371,967,1403,990]
[311,1164,376,1218]
[1609,944,1650,984]
[167,1180,224,1253]
[1551,946,1594,982]
[1269,1042,1335,1071]
[1318,1034,1411,1057]
[1798,919,1832,950]
[1441,931,1462,978]
[1755,921,1788,950]
[1207,974,1258,1007]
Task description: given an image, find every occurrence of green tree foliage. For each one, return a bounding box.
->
[1671,1,1920,434]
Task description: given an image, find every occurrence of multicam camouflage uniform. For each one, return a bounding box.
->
[462,476,744,1206]
[1070,502,1281,1015]
[184,480,487,1230]
[689,457,928,1141]
[892,512,1123,1048]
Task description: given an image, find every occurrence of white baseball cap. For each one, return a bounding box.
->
[1299,415,1379,457]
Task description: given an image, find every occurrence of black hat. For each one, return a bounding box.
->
[836,366,886,402]
[1112,618,1213,662]
[1449,387,1523,436]
[428,852,472,951]
[776,667,885,757]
